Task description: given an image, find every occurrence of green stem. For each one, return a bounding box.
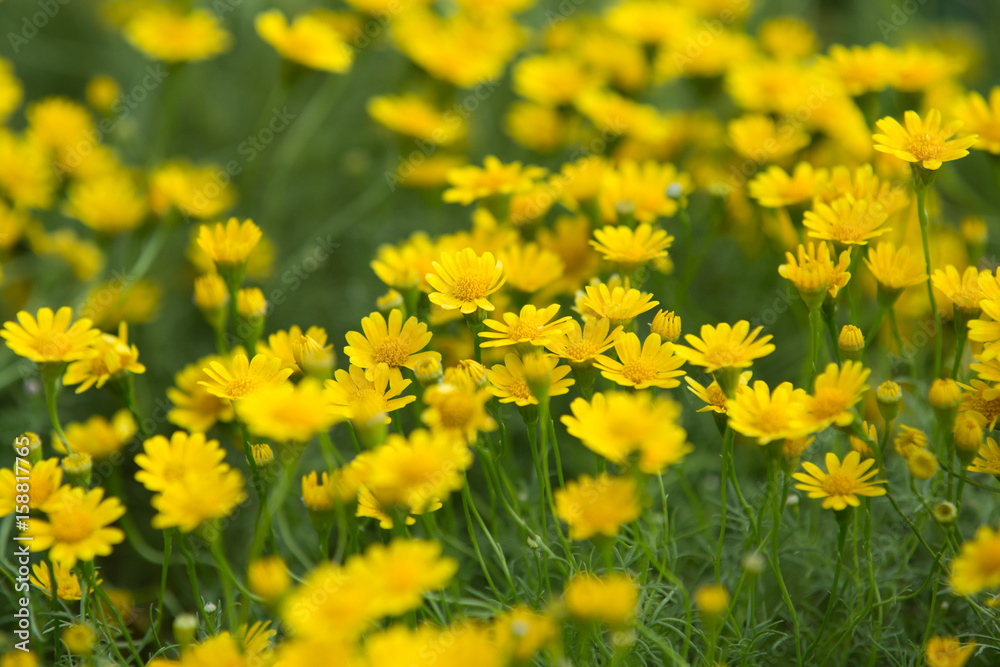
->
[809,306,823,382]
[42,375,73,454]
[210,535,238,633]
[806,516,849,659]
[715,426,735,581]
[178,534,213,629]
[915,184,943,378]
[156,529,173,636]
[770,465,802,664]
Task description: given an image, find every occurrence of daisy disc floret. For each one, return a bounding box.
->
[792,450,886,511]
[873,109,978,171]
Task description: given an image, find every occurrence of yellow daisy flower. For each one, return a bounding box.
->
[864,241,927,293]
[24,486,125,567]
[802,361,870,430]
[563,572,638,629]
[64,171,148,236]
[151,463,246,533]
[135,431,227,493]
[324,363,416,424]
[594,332,685,390]
[925,636,975,667]
[968,437,1000,476]
[124,6,232,63]
[487,353,573,406]
[778,242,853,305]
[443,156,546,206]
[576,282,658,329]
[479,304,574,350]
[30,561,92,600]
[555,473,642,541]
[959,379,1000,428]
[562,391,690,473]
[545,318,622,365]
[351,539,458,617]
[792,451,886,511]
[196,218,263,268]
[949,521,1000,596]
[426,248,506,314]
[590,223,673,269]
[236,378,342,443]
[954,87,1000,154]
[673,320,775,375]
[0,458,64,516]
[368,94,465,145]
[2,307,100,364]
[598,160,688,224]
[421,382,496,443]
[344,309,440,383]
[61,410,137,460]
[727,380,811,444]
[497,242,565,294]
[166,357,235,433]
[63,322,145,393]
[255,9,353,74]
[749,162,828,208]
[803,194,891,247]
[199,353,293,401]
[933,265,983,317]
[873,109,978,170]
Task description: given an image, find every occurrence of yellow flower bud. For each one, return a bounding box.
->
[62,623,95,654]
[414,356,443,386]
[248,555,290,603]
[928,378,961,411]
[694,584,730,617]
[651,310,681,343]
[194,273,229,311]
[237,287,267,319]
[838,325,864,361]
[954,412,985,454]
[876,380,901,422]
[61,452,92,487]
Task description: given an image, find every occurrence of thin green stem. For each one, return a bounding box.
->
[915,184,943,378]
[806,516,849,659]
[715,426,735,581]
[156,529,173,636]
[770,464,802,664]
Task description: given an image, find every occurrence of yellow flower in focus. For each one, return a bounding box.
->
[443,156,546,206]
[949,521,1000,596]
[545,318,621,365]
[124,6,232,62]
[576,282,658,329]
[727,381,811,444]
[803,195,891,247]
[61,409,137,460]
[197,218,263,267]
[925,636,975,667]
[64,172,148,235]
[563,572,638,629]
[24,486,125,567]
[368,94,465,145]
[63,323,145,393]
[953,87,1000,154]
[135,431,227,494]
[779,242,852,305]
[749,163,828,208]
[426,248,505,314]
[480,304,574,349]
[555,473,642,540]
[674,321,775,375]
[595,332,685,390]
[792,451,886,511]
[728,113,810,161]
[590,223,673,269]
[351,539,457,617]
[256,9,353,73]
[873,109,978,170]
[324,364,416,424]
[199,353,293,401]
[166,357,235,433]
[236,378,342,443]
[803,361,870,430]
[487,352,573,406]
[2,307,100,364]
[864,242,927,292]
[344,309,439,382]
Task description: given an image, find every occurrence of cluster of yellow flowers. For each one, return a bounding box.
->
[4,0,1000,665]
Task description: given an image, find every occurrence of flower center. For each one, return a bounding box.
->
[224,376,260,398]
[565,340,599,361]
[51,508,94,544]
[506,320,545,342]
[452,272,490,302]
[905,133,944,160]
[507,376,534,402]
[621,359,657,385]
[706,385,727,409]
[810,388,848,419]
[821,470,857,497]
[373,338,410,367]
[438,395,476,428]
